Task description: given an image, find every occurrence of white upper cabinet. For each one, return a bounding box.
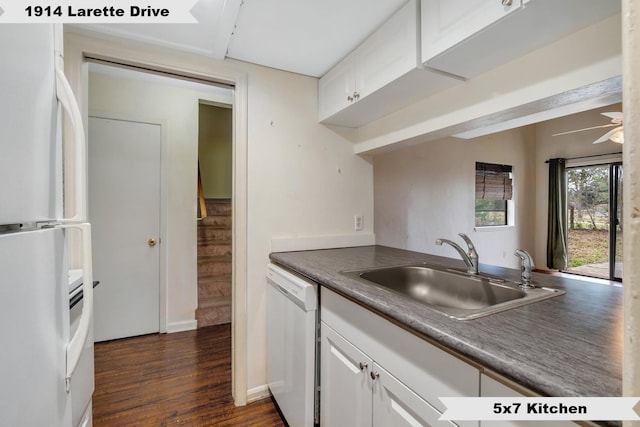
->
[422,0,621,78]
[421,0,522,71]
[318,0,462,127]
[353,2,418,103]
[318,52,357,122]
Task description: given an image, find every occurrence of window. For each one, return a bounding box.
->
[475,162,513,227]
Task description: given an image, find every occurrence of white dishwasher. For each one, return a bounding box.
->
[266,263,319,427]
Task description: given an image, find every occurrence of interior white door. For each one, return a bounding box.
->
[89,116,161,342]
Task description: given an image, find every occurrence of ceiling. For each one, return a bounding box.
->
[69,0,408,78]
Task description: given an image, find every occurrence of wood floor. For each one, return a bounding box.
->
[93,324,286,426]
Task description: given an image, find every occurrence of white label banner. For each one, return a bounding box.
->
[0,0,198,23]
[439,397,640,421]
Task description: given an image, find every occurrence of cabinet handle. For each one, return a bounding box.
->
[501,0,513,5]
[353,92,360,100]
[370,371,379,380]
[359,362,368,370]
[347,95,354,102]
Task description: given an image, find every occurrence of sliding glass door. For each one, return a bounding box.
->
[610,163,623,280]
[565,163,622,281]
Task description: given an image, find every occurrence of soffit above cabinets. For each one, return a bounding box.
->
[68,0,408,78]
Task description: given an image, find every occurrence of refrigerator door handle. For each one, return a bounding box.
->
[55,65,87,223]
[63,223,93,389]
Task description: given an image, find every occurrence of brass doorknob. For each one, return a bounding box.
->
[148,238,157,247]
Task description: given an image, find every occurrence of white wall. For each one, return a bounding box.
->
[533,103,623,269]
[87,66,233,331]
[65,31,374,398]
[199,105,232,199]
[241,59,374,394]
[374,127,536,270]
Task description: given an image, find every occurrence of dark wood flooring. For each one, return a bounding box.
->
[93,324,286,426]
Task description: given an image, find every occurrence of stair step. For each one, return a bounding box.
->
[204,200,232,216]
[198,242,232,257]
[198,271,232,281]
[198,274,232,299]
[198,255,231,263]
[198,228,232,241]
[199,285,231,301]
[197,257,231,274]
[198,296,232,308]
[199,215,231,228]
[196,297,231,327]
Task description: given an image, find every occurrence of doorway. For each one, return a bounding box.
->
[76,50,249,403]
[565,162,623,281]
[88,116,162,342]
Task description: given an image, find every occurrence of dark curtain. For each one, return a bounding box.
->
[546,158,568,270]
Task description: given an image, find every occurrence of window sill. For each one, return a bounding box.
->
[474,225,515,232]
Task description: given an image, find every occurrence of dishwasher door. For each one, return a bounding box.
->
[266,263,318,427]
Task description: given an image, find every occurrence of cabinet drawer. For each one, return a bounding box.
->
[321,288,480,414]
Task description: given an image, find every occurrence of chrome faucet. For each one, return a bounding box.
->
[514,249,534,289]
[435,233,479,275]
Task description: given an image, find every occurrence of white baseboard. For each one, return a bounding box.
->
[166,319,197,333]
[247,384,271,403]
[271,232,375,253]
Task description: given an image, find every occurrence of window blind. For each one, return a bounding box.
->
[475,162,513,200]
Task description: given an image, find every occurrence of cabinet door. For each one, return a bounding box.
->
[480,374,577,427]
[421,0,521,64]
[318,53,356,121]
[321,322,372,427]
[355,0,418,100]
[372,362,457,427]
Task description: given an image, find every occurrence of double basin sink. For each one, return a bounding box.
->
[342,263,564,320]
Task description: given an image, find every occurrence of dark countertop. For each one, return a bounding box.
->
[269,245,623,403]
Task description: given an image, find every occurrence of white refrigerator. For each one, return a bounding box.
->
[0,24,94,427]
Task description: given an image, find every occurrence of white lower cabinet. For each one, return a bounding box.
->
[373,361,455,427]
[319,288,583,427]
[322,322,456,427]
[321,324,372,427]
[320,288,479,427]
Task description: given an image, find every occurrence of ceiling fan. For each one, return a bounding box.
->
[552,112,624,144]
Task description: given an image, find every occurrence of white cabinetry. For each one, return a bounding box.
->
[421,0,620,78]
[321,287,479,427]
[318,56,357,124]
[373,359,454,426]
[318,0,461,127]
[421,0,522,72]
[480,374,577,427]
[321,323,453,427]
[321,324,372,427]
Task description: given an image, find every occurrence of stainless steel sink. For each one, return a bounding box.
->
[342,264,564,320]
